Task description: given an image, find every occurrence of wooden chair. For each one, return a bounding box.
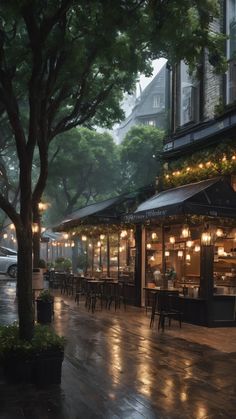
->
[150,291,182,332]
[158,292,182,332]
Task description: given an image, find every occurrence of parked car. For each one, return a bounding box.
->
[0,246,17,278]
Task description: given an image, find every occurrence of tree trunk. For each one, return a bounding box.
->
[16,226,34,341]
[32,207,41,268]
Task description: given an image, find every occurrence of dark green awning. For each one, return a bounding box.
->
[125,177,236,222]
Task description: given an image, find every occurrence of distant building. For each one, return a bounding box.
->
[116,63,169,143]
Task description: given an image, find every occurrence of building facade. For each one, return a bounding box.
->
[116,63,169,143]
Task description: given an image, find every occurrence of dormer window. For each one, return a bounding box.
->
[153,94,164,109]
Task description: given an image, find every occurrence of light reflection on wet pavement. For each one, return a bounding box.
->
[0,279,236,418]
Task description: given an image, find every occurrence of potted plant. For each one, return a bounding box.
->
[0,323,65,385]
[36,289,54,324]
[55,257,72,272]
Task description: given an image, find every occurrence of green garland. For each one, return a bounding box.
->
[162,140,236,189]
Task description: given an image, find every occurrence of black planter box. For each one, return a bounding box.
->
[3,355,35,384]
[34,351,64,386]
[3,350,64,385]
[36,299,53,323]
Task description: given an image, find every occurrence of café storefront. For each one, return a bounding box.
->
[126,177,236,327]
[54,188,154,305]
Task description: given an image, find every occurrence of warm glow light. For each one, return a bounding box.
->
[186,167,191,172]
[71,241,75,247]
[186,254,191,261]
[150,255,155,261]
[151,232,157,240]
[65,243,68,247]
[216,228,223,237]
[32,223,39,233]
[222,156,227,162]
[178,250,183,258]
[120,230,127,238]
[232,155,236,160]
[198,163,203,169]
[194,245,200,252]
[169,236,175,244]
[100,234,105,240]
[165,174,170,179]
[10,223,15,230]
[186,240,193,248]
[97,241,101,247]
[206,161,211,167]
[63,233,69,240]
[82,235,87,241]
[201,232,212,246]
[181,227,190,238]
[165,251,170,257]
[146,243,152,249]
[38,202,48,211]
[3,233,7,239]
[218,247,225,256]
[88,243,92,247]
[41,227,46,233]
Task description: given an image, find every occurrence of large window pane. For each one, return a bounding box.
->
[226,0,236,103]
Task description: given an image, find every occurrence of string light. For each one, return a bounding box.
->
[164,152,236,182]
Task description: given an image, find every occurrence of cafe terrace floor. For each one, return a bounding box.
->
[1,278,236,419]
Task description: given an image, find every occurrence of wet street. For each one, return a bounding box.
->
[0,278,236,418]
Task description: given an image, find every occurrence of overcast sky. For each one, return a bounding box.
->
[137,58,167,95]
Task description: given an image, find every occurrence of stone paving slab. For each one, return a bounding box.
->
[0,280,236,418]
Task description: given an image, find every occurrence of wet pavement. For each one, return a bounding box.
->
[0,278,236,418]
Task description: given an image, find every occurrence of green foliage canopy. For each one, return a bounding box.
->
[119,125,164,190]
[45,128,120,221]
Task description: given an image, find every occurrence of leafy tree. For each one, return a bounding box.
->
[0,0,224,341]
[119,125,164,191]
[45,128,120,222]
